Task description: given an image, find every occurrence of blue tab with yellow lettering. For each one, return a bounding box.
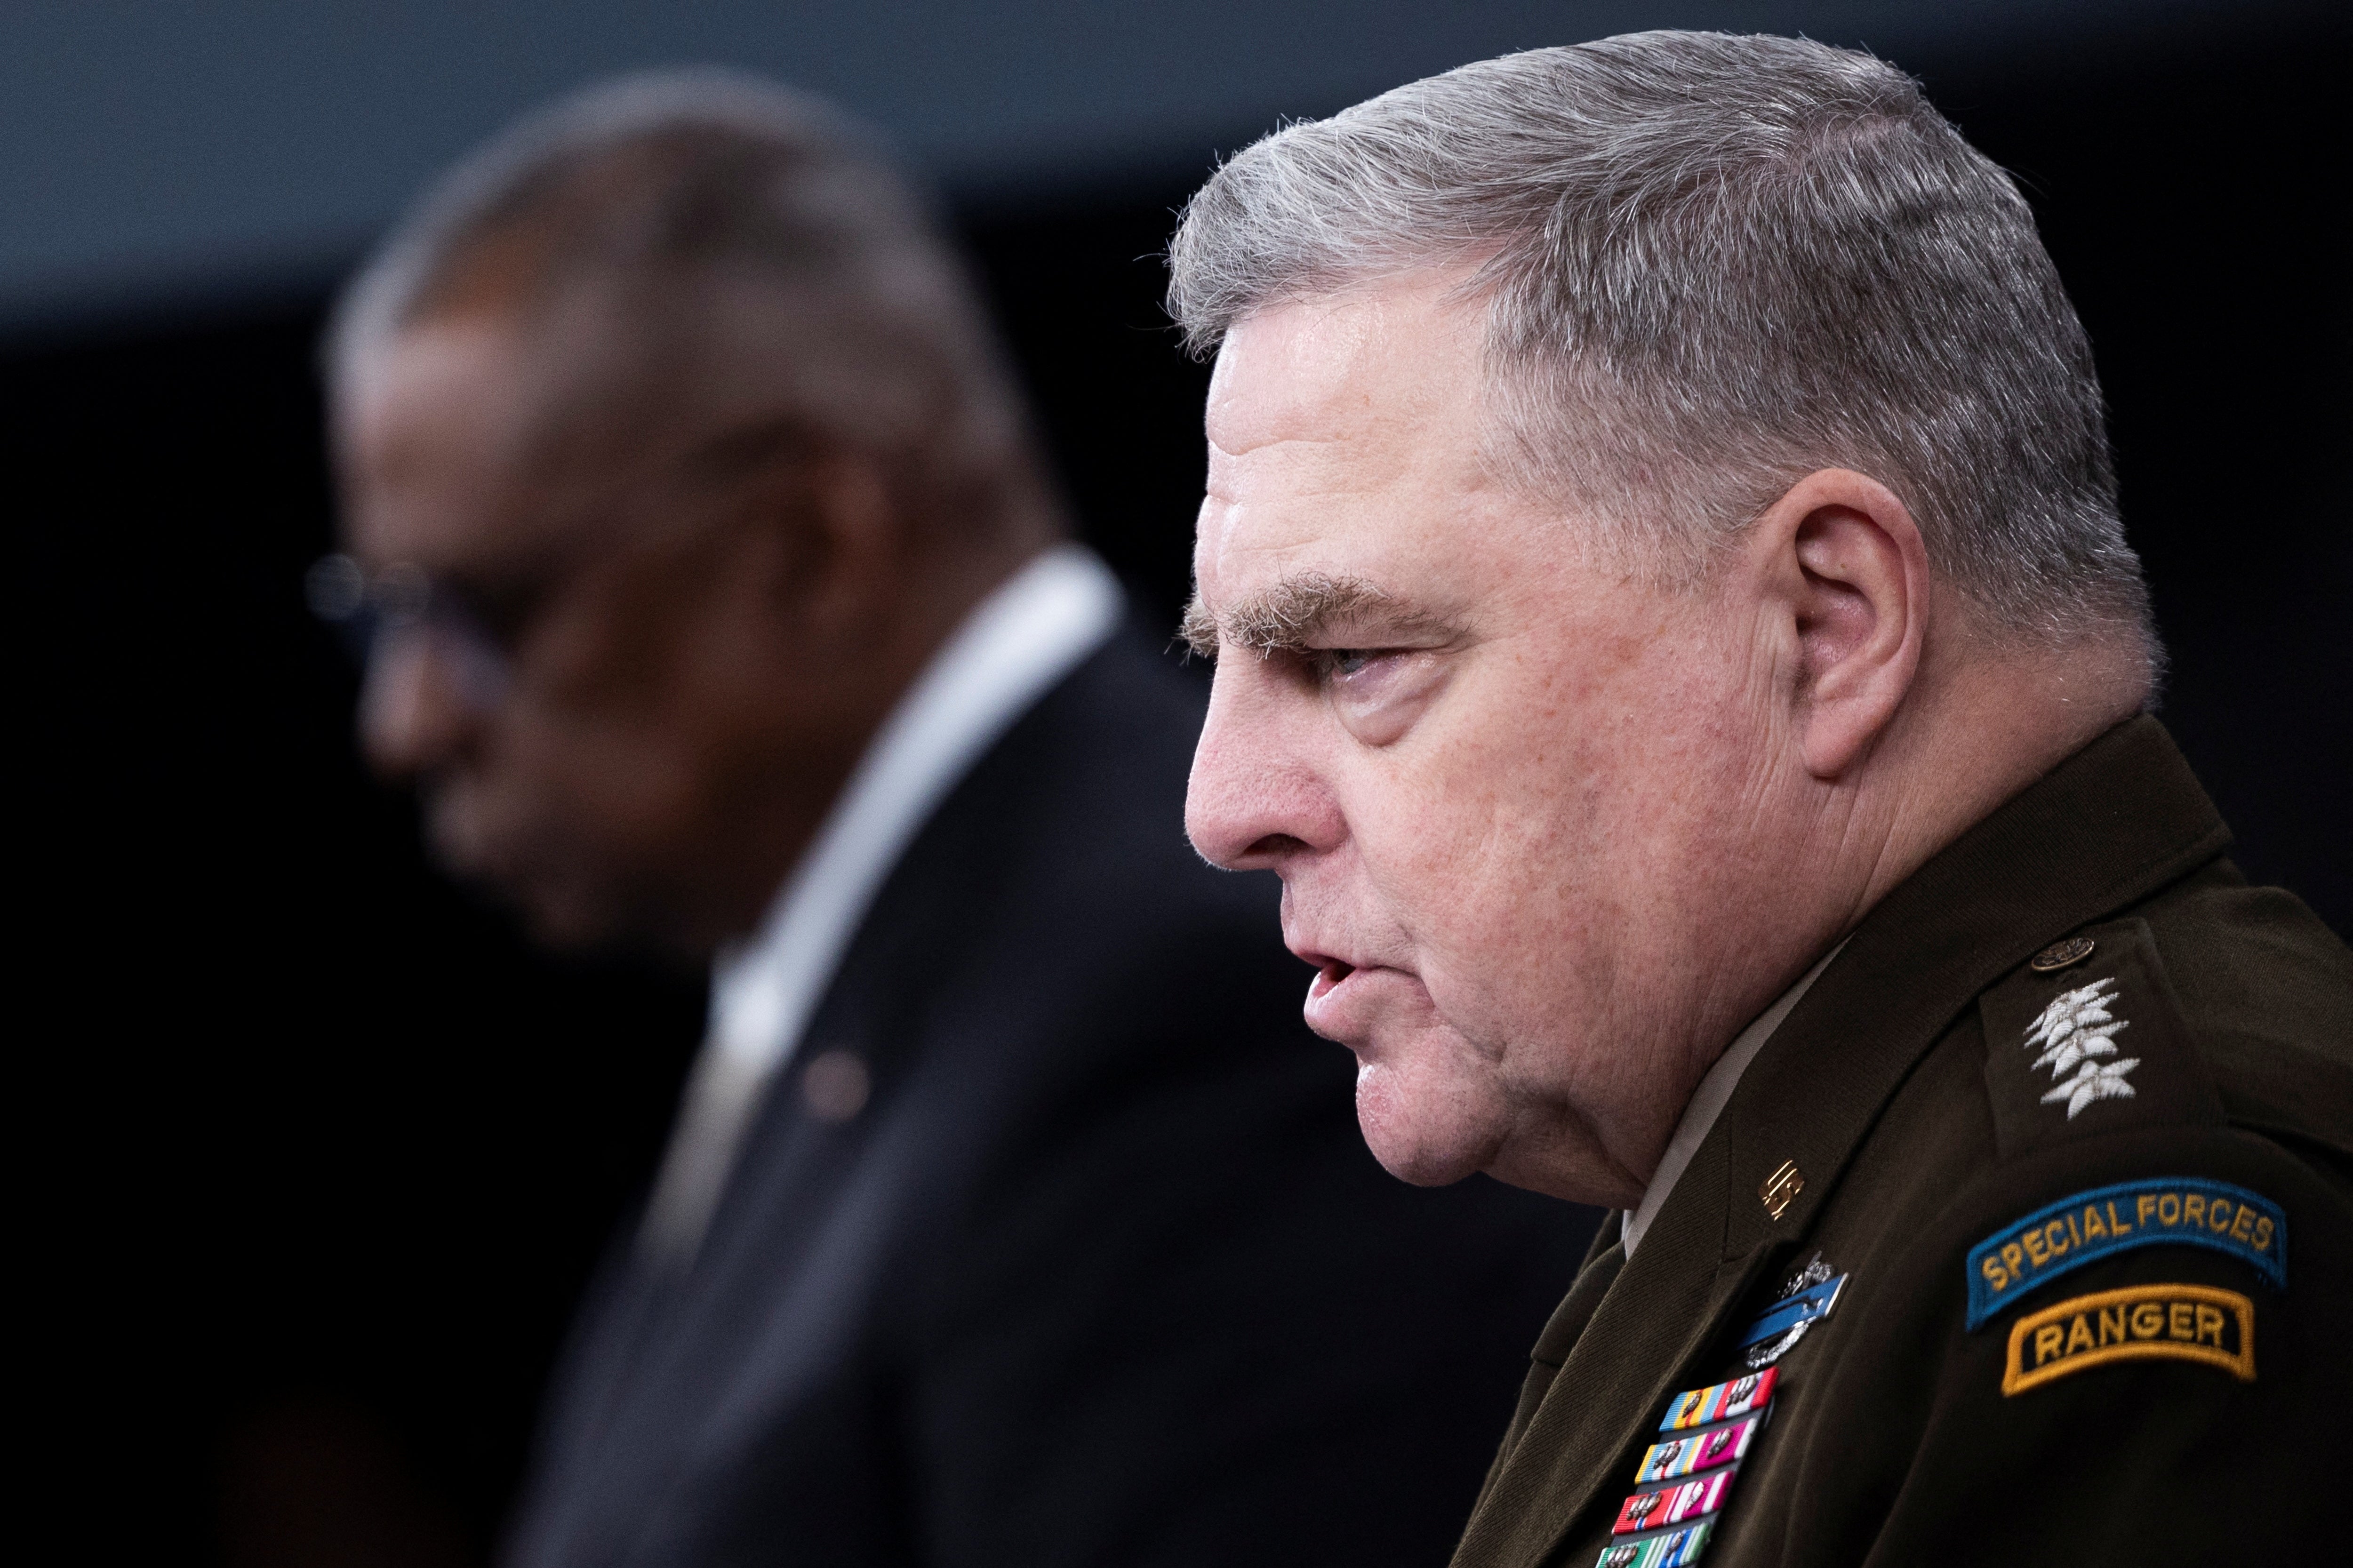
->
[1965,1177,2285,1330]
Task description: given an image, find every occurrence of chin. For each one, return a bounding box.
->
[480,850,631,954]
[1352,1062,1499,1188]
[439,820,632,955]
[515,870,717,966]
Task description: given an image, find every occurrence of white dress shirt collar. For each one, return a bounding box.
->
[708,543,1123,1080]
[639,544,1123,1262]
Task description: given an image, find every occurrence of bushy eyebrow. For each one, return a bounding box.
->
[1180,571,1454,659]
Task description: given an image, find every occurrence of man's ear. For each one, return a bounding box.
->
[741,448,901,641]
[1751,467,1931,779]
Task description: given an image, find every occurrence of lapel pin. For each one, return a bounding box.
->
[801,1049,872,1122]
[2029,936,2096,973]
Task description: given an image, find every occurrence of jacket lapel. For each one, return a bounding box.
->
[1452,1175,1783,1568]
[1451,718,2230,1568]
[1473,1237,1625,1518]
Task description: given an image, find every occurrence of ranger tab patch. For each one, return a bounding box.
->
[2002,1283,2255,1395]
[1965,1177,2285,1329]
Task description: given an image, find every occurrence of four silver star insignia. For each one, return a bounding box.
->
[2022,976,2139,1118]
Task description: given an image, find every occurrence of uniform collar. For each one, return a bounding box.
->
[1621,940,1844,1257]
[1706,714,2229,1262]
[1456,715,2230,1568]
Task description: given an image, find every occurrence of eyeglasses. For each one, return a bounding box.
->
[307,415,829,711]
[306,554,515,710]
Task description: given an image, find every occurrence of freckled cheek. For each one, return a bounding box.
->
[1330,653,1600,912]
[1350,777,1567,945]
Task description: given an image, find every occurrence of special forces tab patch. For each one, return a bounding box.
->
[1965,1178,2286,1330]
[2002,1284,2255,1395]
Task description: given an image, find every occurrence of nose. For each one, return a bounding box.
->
[1185,662,1346,872]
[359,627,488,781]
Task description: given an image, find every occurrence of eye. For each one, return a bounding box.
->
[1309,646,1452,747]
[443,572,558,652]
[1298,646,1408,691]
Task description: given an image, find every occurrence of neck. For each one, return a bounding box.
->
[685,531,1056,956]
[1841,628,2148,926]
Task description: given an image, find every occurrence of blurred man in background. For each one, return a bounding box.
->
[322,71,1594,1568]
[1173,31,2352,1566]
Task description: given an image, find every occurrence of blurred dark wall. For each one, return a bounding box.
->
[15,29,2346,1566]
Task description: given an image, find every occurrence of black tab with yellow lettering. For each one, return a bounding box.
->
[1999,1283,2257,1396]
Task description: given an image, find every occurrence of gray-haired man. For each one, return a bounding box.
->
[1174,32,2351,1567]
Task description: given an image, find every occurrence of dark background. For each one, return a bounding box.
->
[14,16,2347,1568]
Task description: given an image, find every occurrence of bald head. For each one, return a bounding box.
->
[332,71,1058,559]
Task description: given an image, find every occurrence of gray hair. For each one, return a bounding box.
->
[331,69,1046,541]
[1168,31,2155,657]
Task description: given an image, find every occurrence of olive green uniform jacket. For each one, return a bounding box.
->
[1452,718,2353,1568]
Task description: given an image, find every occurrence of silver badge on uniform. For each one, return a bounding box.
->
[2021,976,2139,1119]
[1738,1253,1846,1369]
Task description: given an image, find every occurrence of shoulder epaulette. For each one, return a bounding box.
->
[1978,916,2225,1161]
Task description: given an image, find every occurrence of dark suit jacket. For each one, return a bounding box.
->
[1451,717,2353,1568]
[504,625,1600,1568]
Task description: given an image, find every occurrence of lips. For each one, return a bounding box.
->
[1295,943,1361,1010]
[1302,959,1359,1041]
[1308,957,1356,998]
[1301,952,1431,1046]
